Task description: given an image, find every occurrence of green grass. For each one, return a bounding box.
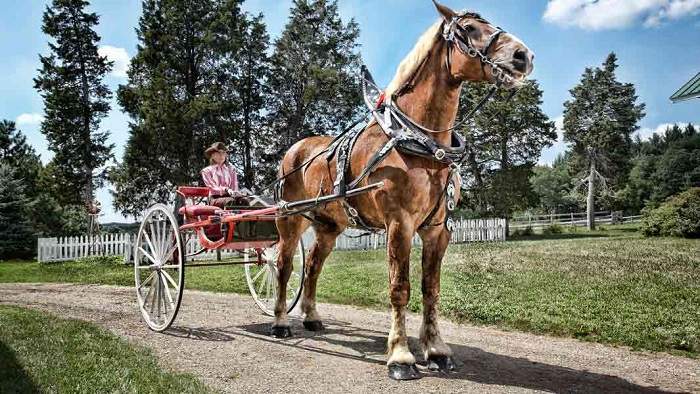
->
[1,225,698,358]
[0,305,213,393]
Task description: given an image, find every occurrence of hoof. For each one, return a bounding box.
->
[387,363,421,381]
[303,320,324,332]
[270,325,292,338]
[427,355,456,373]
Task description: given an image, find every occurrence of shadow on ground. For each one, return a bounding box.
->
[0,340,40,393]
[167,318,677,393]
[508,233,613,242]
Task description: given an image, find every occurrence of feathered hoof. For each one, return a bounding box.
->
[270,325,293,338]
[303,320,324,332]
[387,363,421,381]
[427,355,456,373]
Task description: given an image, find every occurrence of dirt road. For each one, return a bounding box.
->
[0,283,697,393]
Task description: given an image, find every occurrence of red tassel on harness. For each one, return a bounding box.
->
[376,92,386,108]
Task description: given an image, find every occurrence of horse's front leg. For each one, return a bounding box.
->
[386,220,420,380]
[271,215,308,338]
[418,225,455,373]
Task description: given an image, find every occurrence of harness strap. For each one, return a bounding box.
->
[419,166,459,231]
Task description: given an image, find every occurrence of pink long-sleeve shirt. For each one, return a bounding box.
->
[201,163,238,196]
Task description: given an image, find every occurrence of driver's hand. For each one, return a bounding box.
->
[227,188,242,198]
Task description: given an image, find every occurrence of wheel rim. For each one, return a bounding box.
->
[134,204,184,331]
[245,240,305,316]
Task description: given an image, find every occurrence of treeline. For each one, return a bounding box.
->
[2,0,362,258]
[3,0,698,259]
[111,0,363,217]
[458,53,699,225]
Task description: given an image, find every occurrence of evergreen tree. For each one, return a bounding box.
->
[563,53,645,183]
[239,14,271,188]
[562,53,645,228]
[0,164,35,259]
[113,0,247,217]
[261,0,363,183]
[458,80,556,218]
[0,120,42,197]
[34,0,114,207]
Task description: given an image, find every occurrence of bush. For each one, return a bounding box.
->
[543,223,564,235]
[641,188,700,238]
[511,226,534,237]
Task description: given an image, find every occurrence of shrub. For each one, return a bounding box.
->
[641,187,700,238]
[543,223,564,235]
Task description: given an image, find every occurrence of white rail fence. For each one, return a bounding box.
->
[510,211,642,230]
[37,218,506,263]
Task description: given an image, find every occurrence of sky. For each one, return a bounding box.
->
[1,0,699,222]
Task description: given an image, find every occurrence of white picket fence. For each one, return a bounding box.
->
[37,233,134,263]
[329,218,506,250]
[36,218,506,263]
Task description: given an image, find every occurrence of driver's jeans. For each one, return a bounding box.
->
[210,195,251,208]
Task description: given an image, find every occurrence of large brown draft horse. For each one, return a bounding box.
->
[273,1,534,380]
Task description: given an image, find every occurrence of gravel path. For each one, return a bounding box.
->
[0,283,697,393]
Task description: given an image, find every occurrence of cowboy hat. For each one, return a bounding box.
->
[205,142,228,158]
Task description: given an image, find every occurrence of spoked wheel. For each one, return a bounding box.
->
[244,239,305,316]
[134,204,185,332]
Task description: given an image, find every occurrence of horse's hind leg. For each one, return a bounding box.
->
[300,222,343,331]
[417,225,455,372]
[271,214,309,338]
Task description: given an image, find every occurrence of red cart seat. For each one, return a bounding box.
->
[178,186,211,197]
[178,205,220,217]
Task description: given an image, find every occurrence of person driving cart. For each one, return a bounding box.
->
[201,142,248,208]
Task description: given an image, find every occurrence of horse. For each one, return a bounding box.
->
[272,1,534,380]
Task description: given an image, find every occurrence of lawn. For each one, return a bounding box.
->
[0,305,212,393]
[1,225,698,357]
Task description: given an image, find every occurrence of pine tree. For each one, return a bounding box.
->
[113,0,247,217]
[34,0,114,207]
[0,120,42,197]
[261,0,363,183]
[562,53,645,229]
[0,164,36,259]
[239,14,271,188]
[458,80,556,219]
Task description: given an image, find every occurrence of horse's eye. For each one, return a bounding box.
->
[463,24,476,33]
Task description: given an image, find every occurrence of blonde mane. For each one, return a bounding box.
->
[385,20,443,98]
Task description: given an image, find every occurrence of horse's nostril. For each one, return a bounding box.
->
[512,49,529,73]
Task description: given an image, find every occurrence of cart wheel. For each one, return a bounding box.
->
[134,204,185,332]
[245,239,305,316]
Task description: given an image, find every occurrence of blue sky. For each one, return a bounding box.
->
[1,0,699,222]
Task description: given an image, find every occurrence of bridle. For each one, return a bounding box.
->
[393,13,518,135]
[443,14,514,86]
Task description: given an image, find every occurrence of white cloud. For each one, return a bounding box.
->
[636,122,699,140]
[15,113,44,125]
[543,0,700,30]
[98,45,130,78]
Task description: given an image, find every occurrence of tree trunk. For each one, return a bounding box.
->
[587,159,596,231]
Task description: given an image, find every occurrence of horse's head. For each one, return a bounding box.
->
[434,0,534,89]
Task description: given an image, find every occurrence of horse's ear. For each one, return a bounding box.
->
[432,0,457,21]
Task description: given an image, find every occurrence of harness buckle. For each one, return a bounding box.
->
[435,149,446,161]
[348,207,359,217]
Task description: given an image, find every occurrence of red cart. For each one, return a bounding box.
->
[133,182,382,331]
